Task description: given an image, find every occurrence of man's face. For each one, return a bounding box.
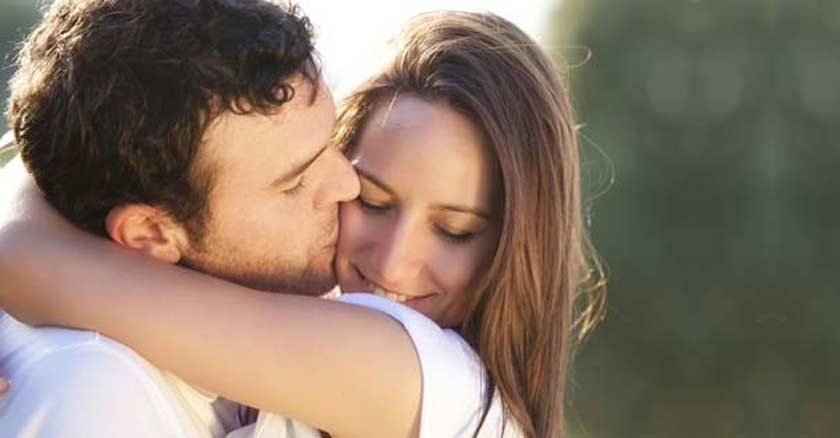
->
[181,78,360,296]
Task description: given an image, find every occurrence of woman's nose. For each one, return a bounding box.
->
[373,218,425,288]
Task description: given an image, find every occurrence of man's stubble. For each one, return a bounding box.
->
[179,217,340,297]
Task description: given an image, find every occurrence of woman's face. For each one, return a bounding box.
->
[336,95,501,327]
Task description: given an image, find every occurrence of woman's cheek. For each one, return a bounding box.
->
[451,234,500,293]
[430,245,484,326]
[432,244,484,294]
[338,203,366,249]
[336,205,373,291]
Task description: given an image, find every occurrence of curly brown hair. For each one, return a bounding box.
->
[7,0,319,240]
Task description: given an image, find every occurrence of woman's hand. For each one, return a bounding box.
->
[0,377,9,395]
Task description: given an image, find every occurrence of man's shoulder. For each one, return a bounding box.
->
[21,330,157,381]
[0,312,150,377]
[0,316,194,437]
[1,318,174,409]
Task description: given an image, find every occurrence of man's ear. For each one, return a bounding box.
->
[105,204,189,264]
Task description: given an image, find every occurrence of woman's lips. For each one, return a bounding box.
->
[352,265,434,304]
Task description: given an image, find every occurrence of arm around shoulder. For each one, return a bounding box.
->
[0,158,425,437]
[0,155,118,328]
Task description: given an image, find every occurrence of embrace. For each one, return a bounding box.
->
[0,1,604,437]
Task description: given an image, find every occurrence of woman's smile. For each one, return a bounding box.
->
[335,95,501,327]
[351,264,437,304]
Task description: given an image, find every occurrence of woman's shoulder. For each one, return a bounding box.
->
[338,293,478,359]
[338,293,521,437]
[338,292,479,373]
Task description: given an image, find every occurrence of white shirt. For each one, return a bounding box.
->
[229,293,521,438]
[0,311,239,438]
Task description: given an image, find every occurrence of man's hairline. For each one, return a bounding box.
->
[176,72,326,242]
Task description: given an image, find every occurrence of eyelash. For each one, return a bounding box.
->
[357,197,477,244]
[356,196,390,213]
[436,227,476,243]
[283,175,306,196]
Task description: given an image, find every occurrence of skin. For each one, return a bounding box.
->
[0,150,422,437]
[97,77,359,297]
[178,78,359,296]
[0,78,424,437]
[337,95,501,327]
[0,92,502,437]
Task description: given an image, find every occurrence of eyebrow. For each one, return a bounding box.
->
[356,168,395,196]
[356,168,492,219]
[431,203,492,219]
[268,143,330,190]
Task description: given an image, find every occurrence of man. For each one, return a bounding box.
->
[0,0,359,436]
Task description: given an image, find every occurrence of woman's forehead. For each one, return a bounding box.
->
[352,97,499,213]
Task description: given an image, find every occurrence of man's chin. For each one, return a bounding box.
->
[262,270,337,296]
[179,251,337,296]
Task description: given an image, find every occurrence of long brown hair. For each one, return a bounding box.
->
[333,11,605,437]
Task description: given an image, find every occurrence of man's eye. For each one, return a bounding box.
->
[282,176,306,196]
[357,196,390,213]
[436,226,476,244]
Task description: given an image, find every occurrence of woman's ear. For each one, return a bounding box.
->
[105,204,188,264]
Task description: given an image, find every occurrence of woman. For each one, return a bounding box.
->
[0,11,604,438]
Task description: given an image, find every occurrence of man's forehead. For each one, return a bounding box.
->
[198,78,335,179]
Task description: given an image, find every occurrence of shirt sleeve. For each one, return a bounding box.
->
[338,293,498,438]
[0,342,191,438]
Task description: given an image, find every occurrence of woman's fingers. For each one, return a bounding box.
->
[0,377,9,394]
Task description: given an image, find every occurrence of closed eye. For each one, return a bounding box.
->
[282,175,306,196]
[357,196,390,213]
[435,226,476,243]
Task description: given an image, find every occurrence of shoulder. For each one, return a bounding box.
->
[0,325,190,437]
[338,293,473,362]
[338,293,475,361]
[338,293,498,437]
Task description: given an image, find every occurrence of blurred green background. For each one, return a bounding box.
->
[552,0,839,437]
[1,1,836,437]
[0,1,37,164]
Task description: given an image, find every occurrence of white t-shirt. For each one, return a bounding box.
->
[229,293,521,438]
[0,311,240,438]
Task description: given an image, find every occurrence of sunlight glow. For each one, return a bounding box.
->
[295,0,557,90]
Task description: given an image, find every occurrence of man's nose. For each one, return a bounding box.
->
[314,147,360,209]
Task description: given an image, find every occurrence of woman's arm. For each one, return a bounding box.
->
[0,159,421,438]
